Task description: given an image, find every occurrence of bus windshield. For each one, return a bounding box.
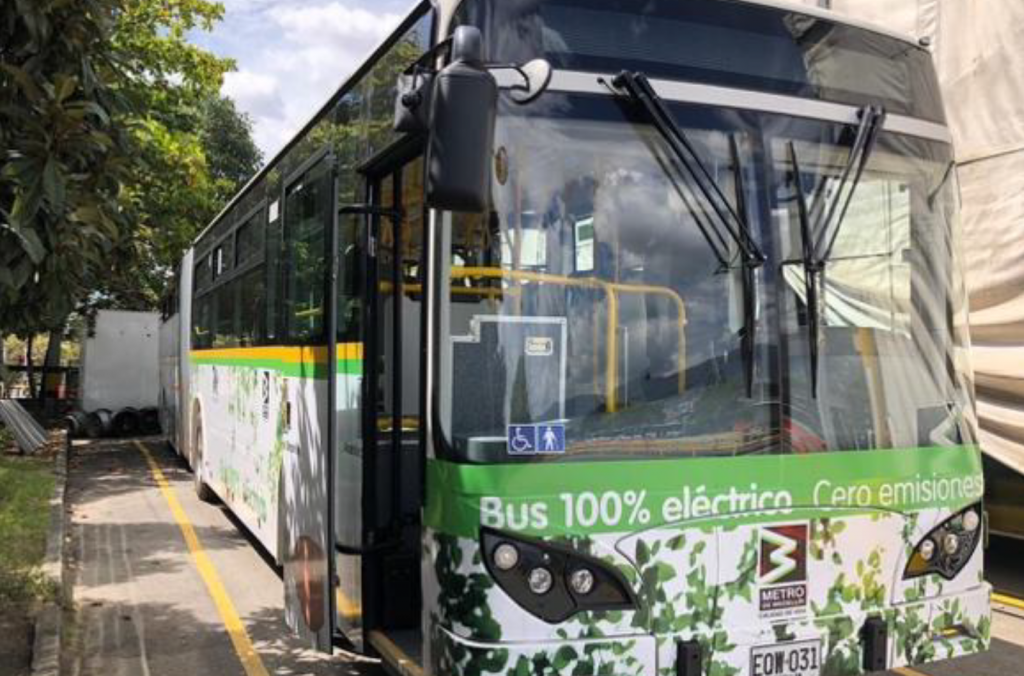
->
[435,95,974,463]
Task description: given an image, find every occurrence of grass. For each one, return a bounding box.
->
[0,433,56,606]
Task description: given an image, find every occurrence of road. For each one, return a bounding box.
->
[63,439,378,676]
[986,535,1024,598]
[60,439,1024,676]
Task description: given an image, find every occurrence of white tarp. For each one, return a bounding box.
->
[798,0,1024,474]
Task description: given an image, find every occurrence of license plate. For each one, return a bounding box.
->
[750,639,821,676]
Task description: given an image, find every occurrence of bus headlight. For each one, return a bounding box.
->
[903,504,982,581]
[481,527,636,623]
[918,538,936,562]
[493,543,519,571]
[569,568,595,595]
[528,567,554,594]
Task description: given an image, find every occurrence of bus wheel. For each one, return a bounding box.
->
[193,422,216,502]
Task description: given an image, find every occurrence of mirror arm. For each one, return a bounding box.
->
[335,540,401,556]
[401,36,453,77]
[483,63,531,92]
[338,205,403,221]
[403,51,531,93]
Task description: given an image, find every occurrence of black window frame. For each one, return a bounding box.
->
[280,147,334,346]
[235,200,267,271]
[186,0,435,350]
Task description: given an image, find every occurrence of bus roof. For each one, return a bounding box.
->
[192,0,924,248]
[429,0,923,51]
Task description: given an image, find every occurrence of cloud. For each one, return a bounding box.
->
[222,70,283,120]
[211,1,404,158]
[270,4,401,43]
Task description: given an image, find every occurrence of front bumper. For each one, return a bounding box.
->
[888,582,991,670]
[431,583,991,676]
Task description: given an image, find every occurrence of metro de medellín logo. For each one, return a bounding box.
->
[758,523,809,618]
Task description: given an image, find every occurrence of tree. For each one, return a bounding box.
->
[200,96,263,200]
[2,0,261,401]
[92,94,262,314]
[3,0,261,313]
[97,0,236,310]
[0,0,236,324]
[0,0,133,333]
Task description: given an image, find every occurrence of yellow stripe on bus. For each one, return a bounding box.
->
[190,343,364,362]
[136,441,271,676]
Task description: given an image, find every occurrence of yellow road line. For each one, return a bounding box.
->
[136,441,270,676]
[993,591,1024,612]
[368,630,425,676]
[894,667,930,676]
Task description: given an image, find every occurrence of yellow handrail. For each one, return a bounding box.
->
[279,268,688,413]
[450,267,687,412]
[606,280,688,396]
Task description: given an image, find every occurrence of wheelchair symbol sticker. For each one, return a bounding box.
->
[507,425,537,454]
[507,424,565,454]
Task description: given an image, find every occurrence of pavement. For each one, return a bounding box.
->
[62,438,379,676]
[58,438,1024,676]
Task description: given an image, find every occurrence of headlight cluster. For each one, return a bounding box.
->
[481,527,637,623]
[903,504,982,581]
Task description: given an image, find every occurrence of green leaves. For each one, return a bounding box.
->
[1,0,258,332]
[635,539,651,567]
[0,223,44,265]
[42,158,65,213]
[54,74,77,103]
[0,0,130,331]
[1,64,45,103]
[19,229,46,265]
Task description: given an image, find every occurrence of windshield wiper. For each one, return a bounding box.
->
[787,141,823,397]
[610,70,766,397]
[730,135,757,397]
[812,105,886,263]
[787,105,886,397]
[611,71,766,267]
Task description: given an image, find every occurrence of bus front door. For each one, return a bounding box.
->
[334,154,426,652]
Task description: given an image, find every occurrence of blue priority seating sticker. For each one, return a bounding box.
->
[507,424,565,455]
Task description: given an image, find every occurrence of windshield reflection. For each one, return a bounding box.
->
[435,101,973,463]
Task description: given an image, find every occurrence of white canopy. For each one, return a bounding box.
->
[798,0,1024,474]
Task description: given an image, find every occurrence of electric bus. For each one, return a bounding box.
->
[159,1,990,674]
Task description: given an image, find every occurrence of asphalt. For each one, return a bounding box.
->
[59,438,1024,676]
[62,439,379,676]
[986,535,1024,598]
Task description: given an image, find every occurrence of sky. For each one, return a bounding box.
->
[192,0,415,160]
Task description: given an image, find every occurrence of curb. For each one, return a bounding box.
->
[31,434,70,676]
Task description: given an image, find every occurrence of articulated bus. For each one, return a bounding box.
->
[160,0,990,674]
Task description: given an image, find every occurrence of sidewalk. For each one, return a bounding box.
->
[61,439,376,676]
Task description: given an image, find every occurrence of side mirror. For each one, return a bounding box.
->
[392,26,554,212]
[394,71,433,134]
[426,26,497,212]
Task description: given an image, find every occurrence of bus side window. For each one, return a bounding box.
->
[265,201,282,344]
[235,266,266,346]
[215,282,236,348]
[337,216,363,343]
[192,293,212,349]
[283,167,330,343]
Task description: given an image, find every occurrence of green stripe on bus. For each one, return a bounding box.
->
[425,445,984,538]
[189,356,363,378]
